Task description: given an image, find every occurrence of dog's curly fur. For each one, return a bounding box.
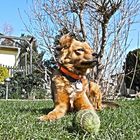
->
[39,34,102,121]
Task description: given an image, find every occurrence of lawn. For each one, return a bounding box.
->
[0,99,139,140]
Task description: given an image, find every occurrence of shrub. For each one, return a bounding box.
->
[31,88,51,99]
[6,72,50,99]
[123,48,140,91]
[0,84,6,98]
[0,66,9,82]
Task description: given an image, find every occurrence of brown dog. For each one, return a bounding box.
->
[39,34,102,121]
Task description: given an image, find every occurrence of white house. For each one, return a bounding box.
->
[0,45,20,67]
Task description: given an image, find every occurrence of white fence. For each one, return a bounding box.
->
[0,64,31,77]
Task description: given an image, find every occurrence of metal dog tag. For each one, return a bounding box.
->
[75,80,83,91]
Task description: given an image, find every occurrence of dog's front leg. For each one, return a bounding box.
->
[89,81,102,110]
[39,92,69,121]
[74,92,94,111]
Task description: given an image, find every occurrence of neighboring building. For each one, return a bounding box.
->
[0,45,20,67]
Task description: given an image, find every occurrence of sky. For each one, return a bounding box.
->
[0,0,140,52]
[0,0,30,36]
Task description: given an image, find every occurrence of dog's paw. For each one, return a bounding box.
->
[38,114,57,121]
[38,115,48,121]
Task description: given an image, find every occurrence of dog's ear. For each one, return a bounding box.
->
[59,34,74,48]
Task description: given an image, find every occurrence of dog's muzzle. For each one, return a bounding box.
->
[80,60,98,67]
[80,52,99,67]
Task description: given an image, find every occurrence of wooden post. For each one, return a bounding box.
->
[5,83,8,100]
[30,43,33,74]
[5,78,11,100]
[25,52,28,75]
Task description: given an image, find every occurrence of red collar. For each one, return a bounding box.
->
[59,66,82,80]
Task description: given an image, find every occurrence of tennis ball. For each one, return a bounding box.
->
[73,109,100,134]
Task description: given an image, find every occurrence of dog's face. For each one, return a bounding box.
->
[56,34,97,74]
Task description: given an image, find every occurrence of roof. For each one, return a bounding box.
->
[0,45,19,52]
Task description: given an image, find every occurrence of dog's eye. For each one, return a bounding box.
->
[75,49,84,55]
[77,48,84,52]
[75,51,81,55]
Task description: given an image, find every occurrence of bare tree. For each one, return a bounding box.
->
[2,23,13,35]
[23,0,140,97]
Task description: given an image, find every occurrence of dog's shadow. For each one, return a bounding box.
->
[19,106,53,115]
[32,108,53,115]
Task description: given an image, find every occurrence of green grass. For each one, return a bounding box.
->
[0,99,140,140]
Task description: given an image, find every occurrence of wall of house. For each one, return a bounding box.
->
[0,46,20,67]
[0,54,16,66]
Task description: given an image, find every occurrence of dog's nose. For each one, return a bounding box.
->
[69,32,75,37]
[92,53,98,58]
[56,45,62,51]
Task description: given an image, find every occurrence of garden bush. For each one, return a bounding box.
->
[123,48,140,91]
[0,66,9,82]
[2,72,50,99]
